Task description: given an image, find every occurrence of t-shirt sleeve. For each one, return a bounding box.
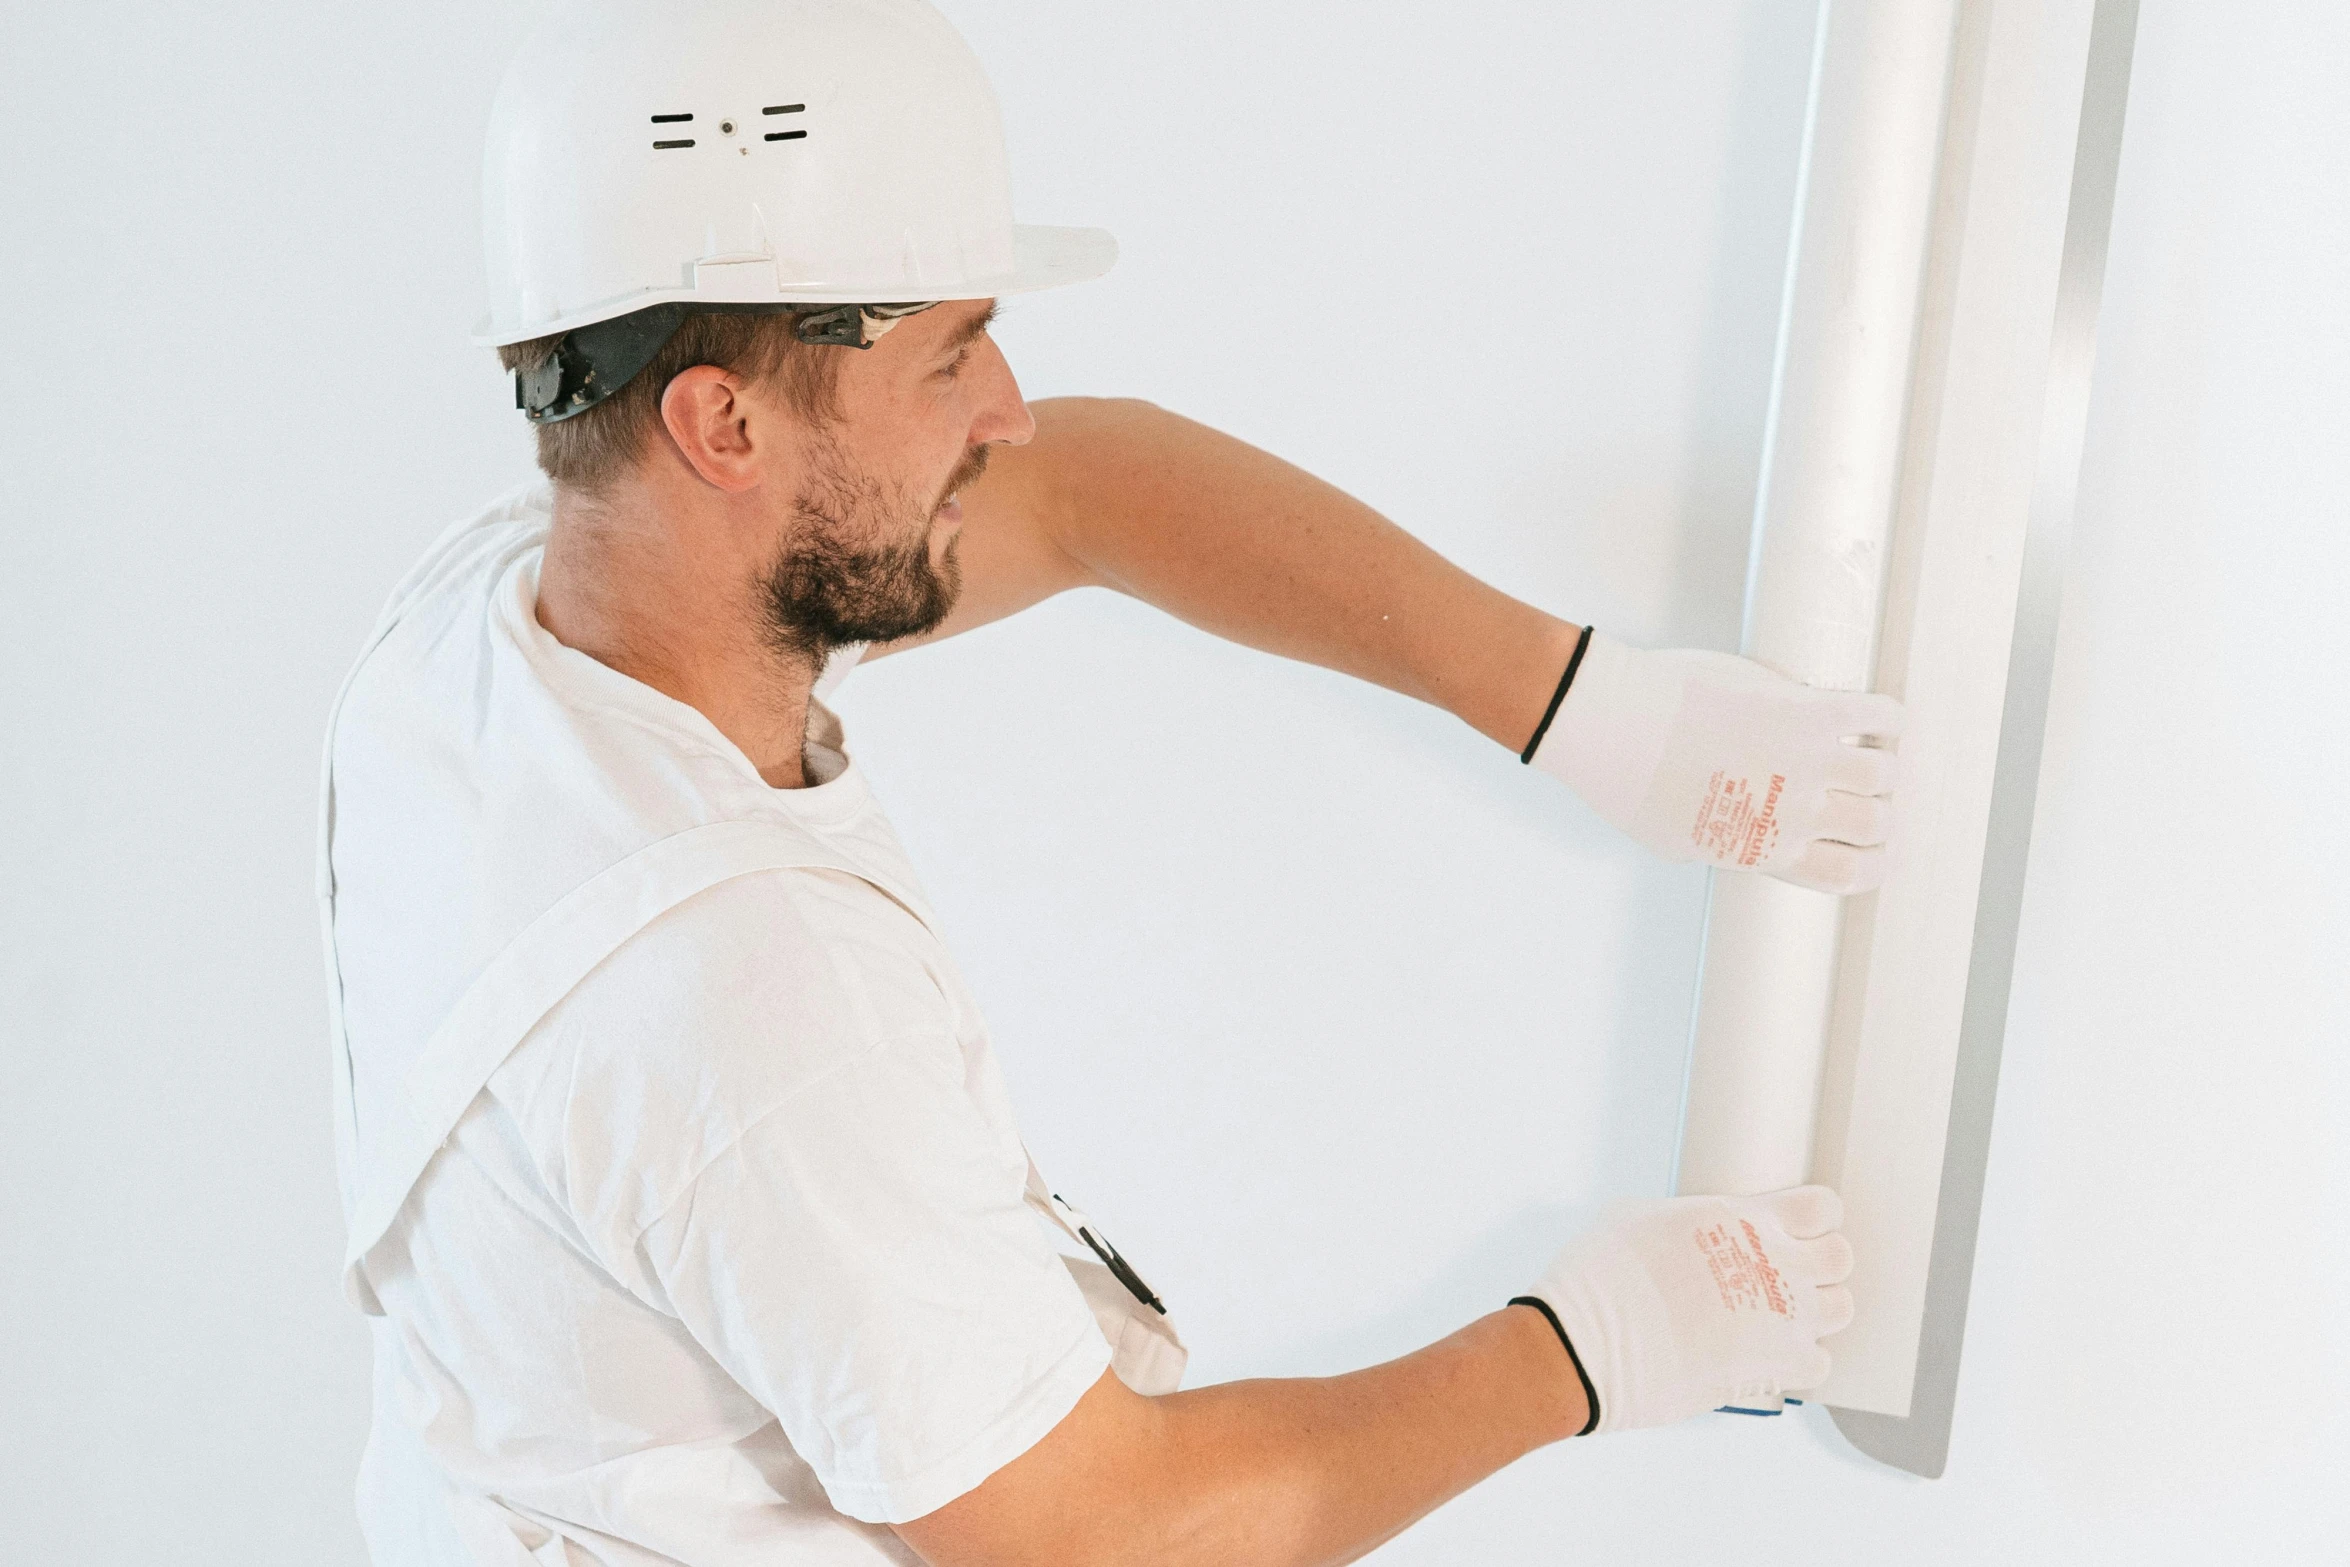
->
[629,997,1110,1524]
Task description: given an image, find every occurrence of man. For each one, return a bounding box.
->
[320,2,1901,1561]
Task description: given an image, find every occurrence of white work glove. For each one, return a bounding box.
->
[1527,630,1906,895]
[1513,1186,1855,1434]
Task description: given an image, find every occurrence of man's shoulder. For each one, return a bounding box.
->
[375,481,552,632]
[494,861,966,1241]
[538,862,956,1088]
[331,481,551,752]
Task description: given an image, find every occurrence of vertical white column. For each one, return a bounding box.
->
[1673,0,1960,1200]
[1813,0,2113,1432]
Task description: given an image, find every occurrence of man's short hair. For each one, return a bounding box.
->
[496,311,843,494]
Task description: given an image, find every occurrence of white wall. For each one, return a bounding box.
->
[1,3,2340,1561]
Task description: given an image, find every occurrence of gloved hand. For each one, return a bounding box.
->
[1527,631,1906,895]
[1513,1186,1855,1434]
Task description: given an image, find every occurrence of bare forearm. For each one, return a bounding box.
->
[898,1306,1583,1567]
[1023,397,1582,754]
[1146,1306,1584,1565]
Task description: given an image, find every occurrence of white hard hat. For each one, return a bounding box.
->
[476,0,1115,416]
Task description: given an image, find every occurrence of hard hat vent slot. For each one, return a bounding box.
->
[650,113,693,124]
[652,139,695,150]
[762,104,805,116]
[764,131,807,142]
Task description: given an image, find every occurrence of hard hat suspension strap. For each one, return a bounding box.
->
[789,301,938,349]
[519,304,692,424]
[517,300,943,425]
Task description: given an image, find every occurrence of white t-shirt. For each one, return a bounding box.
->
[323,485,1111,1564]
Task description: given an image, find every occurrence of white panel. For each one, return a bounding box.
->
[1676,1,1961,1200]
[1680,0,2113,1432]
[1812,0,2102,1417]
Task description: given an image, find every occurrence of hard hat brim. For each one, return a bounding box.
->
[472,224,1116,347]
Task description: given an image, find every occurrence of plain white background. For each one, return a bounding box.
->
[3,1,2344,1560]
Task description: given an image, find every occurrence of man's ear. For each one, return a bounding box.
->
[659,366,763,493]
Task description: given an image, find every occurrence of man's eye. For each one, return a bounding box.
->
[940,350,970,379]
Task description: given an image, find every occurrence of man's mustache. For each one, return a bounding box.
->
[936,444,991,510]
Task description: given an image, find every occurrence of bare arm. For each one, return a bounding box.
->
[877,403,1587,1562]
[877,397,1584,755]
[893,1304,1585,1567]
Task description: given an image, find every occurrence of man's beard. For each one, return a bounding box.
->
[756,438,985,658]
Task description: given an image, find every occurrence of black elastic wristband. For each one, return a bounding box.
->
[1509,1296,1601,1436]
[1518,623,1595,764]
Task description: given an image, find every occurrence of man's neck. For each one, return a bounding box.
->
[535,483,820,790]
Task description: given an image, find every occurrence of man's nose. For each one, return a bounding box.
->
[968,335,1035,448]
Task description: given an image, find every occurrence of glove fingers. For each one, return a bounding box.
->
[1815,1284,1857,1337]
[1823,742,1899,797]
[1777,839,1885,896]
[1823,690,1906,743]
[1787,1230,1855,1286]
[1756,1184,1844,1240]
[1815,791,1891,848]
[1792,1344,1835,1391]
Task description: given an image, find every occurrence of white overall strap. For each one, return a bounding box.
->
[337,816,939,1313]
[318,599,420,1226]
